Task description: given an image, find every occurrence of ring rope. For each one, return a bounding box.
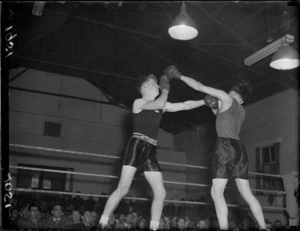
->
[9,166,286,195]
[9,144,283,178]
[9,165,119,179]
[9,144,209,170]
[11,187,287,211]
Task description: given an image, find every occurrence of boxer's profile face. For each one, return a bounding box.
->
[141,78,159,97]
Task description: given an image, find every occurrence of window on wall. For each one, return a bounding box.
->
[255,142,283,191]
[16,164,74,192]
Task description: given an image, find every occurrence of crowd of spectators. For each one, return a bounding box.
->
[7,192,291,230]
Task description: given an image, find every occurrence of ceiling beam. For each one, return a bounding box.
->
[18,6,75,51]
[46,9,164,41]
[195,7,265,78]
[212,6,265,45]
[194,4,257,51]
[190,45,298,90]
[119,47,142,76]
[132,36,201,80]
[192,9,298,89]
[9,86,128,109]
[157,1,173,23]
[13,55,137,81]
[9,68,28,83]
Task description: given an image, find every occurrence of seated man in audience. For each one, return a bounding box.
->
[176,217,187,231]
[8,207,19,229]
[274,219,283,230]
[90,210,100,229]
[159,216,166,230]
[105,213,117,230]
[196,219,206,229]
[19,202,30,219]
[43,203,73,229]
[74,209,93,230]
[115,213,134,230]
[265,219,273,230]
[137,217,148,230]
[17,203,44,229]
[131,211,139,228]
[170,216,178,229]
[71,208,82,228]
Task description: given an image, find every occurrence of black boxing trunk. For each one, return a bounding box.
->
[122,135,161,173]
[212,137,248,179]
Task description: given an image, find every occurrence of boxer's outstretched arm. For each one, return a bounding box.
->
[163,100,205,112]
[180,76,229,101]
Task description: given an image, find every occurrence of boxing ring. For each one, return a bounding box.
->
[9,143,292,215]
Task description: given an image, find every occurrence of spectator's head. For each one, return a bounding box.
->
[81,210,92,226]
[265,219,273,230]
[242,215,253,229]
[204,218,211,229]
[229,219,238,230]
[274,219,282,228]
[28,204,40,220]
[176,217,186,230]
[132,212,138,225]
[51,204,63,219]
[137,218,147,230]
[71,209,81,224]
[9,207,19,220]
[91,210,99,226]
[159,216,166,230]
[20,204,30,218]
[119,214,126,223]
[108,213,116,226]
[197,219,206,229]
[36,209,42,220]
[171,216,177,228]
[126,213,134,224]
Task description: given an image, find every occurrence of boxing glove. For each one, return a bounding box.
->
[204,95,218,109]
[159,75,170,92]
[164,66,182,80]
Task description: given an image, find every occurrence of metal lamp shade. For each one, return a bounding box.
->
[270,44,300,70]
[168,3,198,41]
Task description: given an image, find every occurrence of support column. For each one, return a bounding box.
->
[283,172,299,227]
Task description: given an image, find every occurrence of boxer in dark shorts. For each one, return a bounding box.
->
[213,137,248,179]
[99,73,205,230]
[123,132,161,173]
[165,66,267,230]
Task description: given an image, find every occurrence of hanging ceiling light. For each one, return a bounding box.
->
[168,2,198,41]
[269,9,299,70]
[32,1,47,16]
[270,44,299,70]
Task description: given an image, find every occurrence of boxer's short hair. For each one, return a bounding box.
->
[136,74,157,94]
[230,79,253,100]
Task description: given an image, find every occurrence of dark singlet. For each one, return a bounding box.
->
[216,99,245,140]
[133,109,163,140]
